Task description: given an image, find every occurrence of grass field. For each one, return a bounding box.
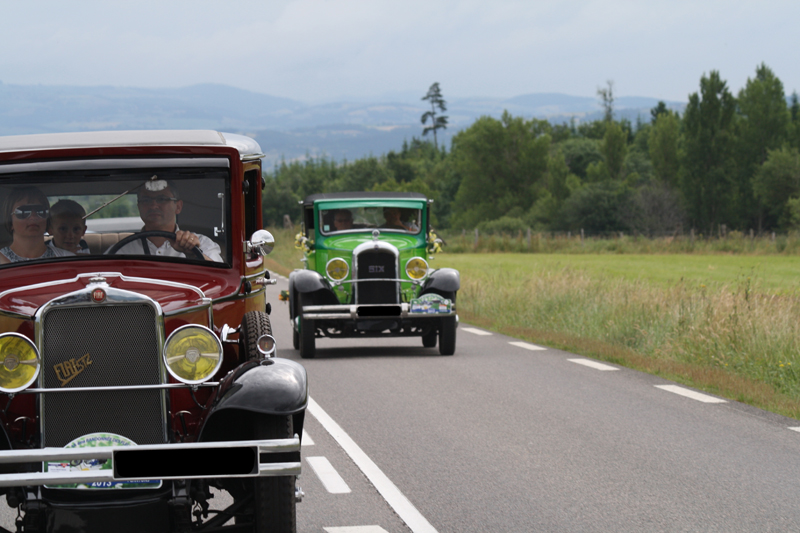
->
[266,228,800,419]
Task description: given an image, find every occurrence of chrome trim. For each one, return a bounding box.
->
[0,157,230,175]
[404,256,430,281]
[353,241,400,304]
[0,436,301,487]
[301,303,455,320]
[163,300,214,318]
[20,382,220,394]
[332,278,421,287]
[0,333,41,393]
[163,324,224,385]
[34,281,169,446]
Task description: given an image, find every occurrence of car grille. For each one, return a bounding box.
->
[40,304,166,447]
[355,250,398,304]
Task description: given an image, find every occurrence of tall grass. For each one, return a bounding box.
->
[440,230,800,255]
[454,263,800,418]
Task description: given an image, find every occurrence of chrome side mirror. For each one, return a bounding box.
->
[247,229,275,256]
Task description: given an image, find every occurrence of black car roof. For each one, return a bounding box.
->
[302,191,428,206]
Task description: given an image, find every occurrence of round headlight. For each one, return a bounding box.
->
[163,325,223,385]
[405,257,429,280]
[0,333,40,393]
[257,334,277,357]
[326,258,349,281]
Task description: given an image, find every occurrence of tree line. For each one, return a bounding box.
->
[262,64,800,236]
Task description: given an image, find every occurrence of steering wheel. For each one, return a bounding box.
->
[106,231,206,260]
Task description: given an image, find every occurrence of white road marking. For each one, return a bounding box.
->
[789,427,800,433]
[325,527,389,533]
[461,327,492,336]
[568,358,619,371]
[508,341,547,351]
[308,397,439,533]
[655,385,727,403]
[306,456,351,494]
[302,430,314,446]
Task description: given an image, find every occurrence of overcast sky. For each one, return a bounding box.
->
[2,0,798,104]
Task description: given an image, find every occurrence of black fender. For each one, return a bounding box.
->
[200,358,308,443]
[290,269,331,294]
[421,268,460,295]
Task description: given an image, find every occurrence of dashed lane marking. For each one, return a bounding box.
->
[324,527,390,533]
[306,456,351,494]
[568,358,619,371]
[302,430,314,446]
[788,427,800,433]
[655,385,727,403]
[461,327,492,336]
[508,341,547,351]
[308,397,439,533]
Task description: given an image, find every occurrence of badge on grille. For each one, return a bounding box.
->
[91,288,106,303]
[369,265,385,273]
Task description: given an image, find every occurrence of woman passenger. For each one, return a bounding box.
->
[0,187,73,264]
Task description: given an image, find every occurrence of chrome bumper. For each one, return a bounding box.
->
[302,303,456,320]
[0,437,301,487]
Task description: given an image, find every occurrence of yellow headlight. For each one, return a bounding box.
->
[0,333,40,393]
[405,257,429,280]
[326,258,349,281]
[163,326,223,384]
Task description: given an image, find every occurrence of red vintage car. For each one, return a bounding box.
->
[0,130,306,533]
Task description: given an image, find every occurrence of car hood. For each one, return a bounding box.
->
[320,233,420,252]
[0,272,207,318]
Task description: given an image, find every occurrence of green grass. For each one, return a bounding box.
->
[267,227,800,419]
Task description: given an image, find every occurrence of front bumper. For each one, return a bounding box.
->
[302,303,456,320]
[0,437,300,487]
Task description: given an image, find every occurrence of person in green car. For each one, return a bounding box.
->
[381,207,418,231]
[333,209,354,231]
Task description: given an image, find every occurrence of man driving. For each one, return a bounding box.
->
[109,180,223,261]
[333,209,354,231]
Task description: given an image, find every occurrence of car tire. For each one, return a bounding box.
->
[422,330,437,347]
[437,291,457,356]
[240,311,272,361]
[252,414,297,532]
[299,294,316,359]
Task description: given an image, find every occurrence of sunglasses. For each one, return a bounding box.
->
[13,205,49,220]
[138,196,178,205]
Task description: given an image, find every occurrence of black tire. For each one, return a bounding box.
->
[422,330,437,348]
[240,311,272,361]
[298,293,316,359]
[437,291,457,356]
[289,283,300,350]
[252,415,297,532]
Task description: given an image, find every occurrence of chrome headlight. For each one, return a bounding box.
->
[0,333,40,393]
[405,257,429,280]
[163,325,223,385]
[257,334,277,357]
[326,257,349,281]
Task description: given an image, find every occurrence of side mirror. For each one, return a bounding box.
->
[247,229,275,256]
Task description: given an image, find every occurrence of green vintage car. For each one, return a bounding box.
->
[288,192,460,358]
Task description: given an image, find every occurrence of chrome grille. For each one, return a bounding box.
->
[41,304,165,447]
[355,250,398,304]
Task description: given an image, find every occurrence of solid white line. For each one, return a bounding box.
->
[306,456,351,494]
[655,385,727,403]
[302,430,315,446]
[508,341,547,351]
[308,397,439,533]
[461,327,492,336]
[324,527,389,533]
[788,427,800,433]
[568,358,619,371]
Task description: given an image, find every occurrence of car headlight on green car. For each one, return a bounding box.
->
[163,325,223,384]
[0,333,40,393]
[405,257,429,280]
[326,258,349,281]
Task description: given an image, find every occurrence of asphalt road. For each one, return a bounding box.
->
[3,275,800,532]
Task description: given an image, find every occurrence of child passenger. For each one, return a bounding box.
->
[48,200,89,254]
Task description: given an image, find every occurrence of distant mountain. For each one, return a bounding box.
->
[0,82,685,165]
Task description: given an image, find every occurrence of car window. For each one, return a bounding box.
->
[320,206,422,235]
[0,161,230,266]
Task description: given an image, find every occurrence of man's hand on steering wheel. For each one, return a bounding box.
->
[172,230,205,257]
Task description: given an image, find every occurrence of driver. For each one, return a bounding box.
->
[109,180,223,261]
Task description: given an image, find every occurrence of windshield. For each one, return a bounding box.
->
[0,159,230,266]
[320,205,422,235]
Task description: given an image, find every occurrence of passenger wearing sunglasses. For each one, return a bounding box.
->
[110,180,222,262]
[0,186,74,264]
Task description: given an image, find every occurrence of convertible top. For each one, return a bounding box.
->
[302,191,428,206]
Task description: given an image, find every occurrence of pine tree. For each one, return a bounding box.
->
[421,83,449,149]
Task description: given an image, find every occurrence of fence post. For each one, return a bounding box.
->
[526,227,531,250]
[690,228,695,244]
[772,232,776,242]
[580,228,585,246]
[474,228,479,248]
[750,229,754,240]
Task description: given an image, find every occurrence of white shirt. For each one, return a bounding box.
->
[107,226,223,262]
